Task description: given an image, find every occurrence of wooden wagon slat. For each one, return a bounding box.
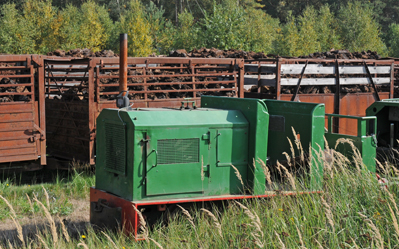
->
[244,64,392,75]
[244,77,391,86]
[99,87,237,95]
[97,80,235,87]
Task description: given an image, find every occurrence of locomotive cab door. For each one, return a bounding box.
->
[145,128,210,196]
[210,126,249,194]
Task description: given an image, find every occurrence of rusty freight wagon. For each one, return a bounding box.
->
[0,55,46,169]
[244,58,395,135]
[44,56,244,164]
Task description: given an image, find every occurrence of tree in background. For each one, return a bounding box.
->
[0,3,34,54]
[199,0,246,50]
[145,1,167,53]
[155,20,176,54]
[119,0,153,56]
[77,1,114,52]
[260,0,331,23]
[387,23,399,57]
[275,12,300,56]
[276,8,323,57]
[337,1,387,55]
[0,0,397,56]
[296,6,321,55]
[22,0,58,53]
[240,1,280,53]
[141,0,214,25]
[315,4,341,52]
[362,0,399,35]
[55,4,82,51]
[171,11,199,51]
[275,5,342,57]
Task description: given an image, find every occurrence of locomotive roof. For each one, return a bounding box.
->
[101,107,249,129]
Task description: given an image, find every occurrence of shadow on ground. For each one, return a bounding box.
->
[0,218,90,247]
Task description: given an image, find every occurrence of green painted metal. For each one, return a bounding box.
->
[366,99,399,149]
[96,107,249,201]
[325,114,377,173]
[261,99,325,190]
[200,96,269,195]
[96,96,327,202]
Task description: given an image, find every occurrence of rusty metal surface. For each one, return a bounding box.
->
[0,55,45,165]
[245,58,395,136]
[94,57,242,107]
[119,34,128,95]
[0,54,396,167]
[245,92,390,136]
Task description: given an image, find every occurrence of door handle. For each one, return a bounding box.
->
[152,149,157,167]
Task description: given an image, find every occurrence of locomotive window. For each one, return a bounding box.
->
[157,138,199,165]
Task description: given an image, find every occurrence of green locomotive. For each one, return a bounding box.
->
[90,96,377,239]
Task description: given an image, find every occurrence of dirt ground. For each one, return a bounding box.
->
[0,198,90,246]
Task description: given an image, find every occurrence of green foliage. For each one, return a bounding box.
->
[362,0,399,34]
[0,0,61,54]
[56,1,117,52]
[275,13,299,56]
[0,0,398,56]
[262,0,332,21]
[296,7,321,55]
[0,0,114,54]
[200,0,246,50]
[78,1,114,52]
[0,3,34,54]
[337,1,387,55]
[55,4,82,51]
[315,4,341,51]
[241,3,280,53]
[276,5,342,57]
[145,1,167,53]
[387,23,399,57]
[22,0,58,53]
[172,11,199,51]
[119,0,153,56]
[0,169,94,221]
[156,21,177,54]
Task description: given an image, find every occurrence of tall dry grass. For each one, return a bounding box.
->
[230,164,244,188]
[1,147,399,248]
[256,158,272,186]
[0,195,24,248]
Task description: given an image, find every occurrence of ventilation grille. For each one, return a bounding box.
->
[157,138,199,165]
[104,122,126,175]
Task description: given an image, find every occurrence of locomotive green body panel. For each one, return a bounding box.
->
[367,99,399,149]
[96,107,253,201]
[262,99,325,189]
[202,97,325,191]
[365,99,399,165]
[96,96,327,202]
[325,114,377,173]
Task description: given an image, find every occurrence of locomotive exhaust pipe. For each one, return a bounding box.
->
[116,33,129,108]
